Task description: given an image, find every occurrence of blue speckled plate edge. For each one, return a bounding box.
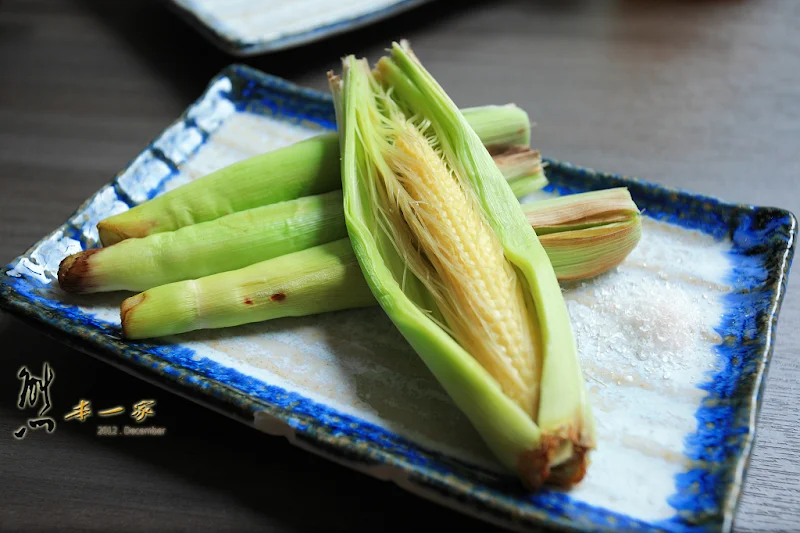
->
[0,64,796,533]
[163,0,433,56]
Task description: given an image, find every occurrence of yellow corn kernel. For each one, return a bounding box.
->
[382,120,540,417]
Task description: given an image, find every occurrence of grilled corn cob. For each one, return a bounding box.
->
[121,239,373,339]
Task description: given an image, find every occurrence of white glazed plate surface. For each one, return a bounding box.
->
[166,0,433,55]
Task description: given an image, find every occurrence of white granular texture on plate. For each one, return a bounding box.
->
[567,277,707,381]
[562,217,728,385]
[565,217,731,519]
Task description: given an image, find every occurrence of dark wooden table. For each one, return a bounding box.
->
[1,1,798,531]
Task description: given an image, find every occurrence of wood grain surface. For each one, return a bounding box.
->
[1,1,798,531]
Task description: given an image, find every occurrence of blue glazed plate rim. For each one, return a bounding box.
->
[163,0,433,56]
[1,64,796,533]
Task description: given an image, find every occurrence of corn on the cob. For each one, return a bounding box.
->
[330,42,594,489]
[98,105,538,246]
[121,239,374,339]
[119,189,641,339]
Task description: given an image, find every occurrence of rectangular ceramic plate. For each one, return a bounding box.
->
[1,65,796,533]
[165,0,432,56]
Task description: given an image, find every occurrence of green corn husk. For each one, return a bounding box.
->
[98,105,540,246]
[121,239,374,339]
[119,190,641,341]
[328,43,594,488]
[59,146,543,294]
[523,187,640,234]
[524,188,642,281]
[62,190,348,294]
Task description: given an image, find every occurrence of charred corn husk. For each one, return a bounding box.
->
[121,240,374,339]
[98,105,540,246]
[329,42,594,488]
[118,188,641,339]
[59,182,637,294]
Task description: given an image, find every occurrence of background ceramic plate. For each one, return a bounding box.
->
[165,0,433,56]
[0,65,795,533]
